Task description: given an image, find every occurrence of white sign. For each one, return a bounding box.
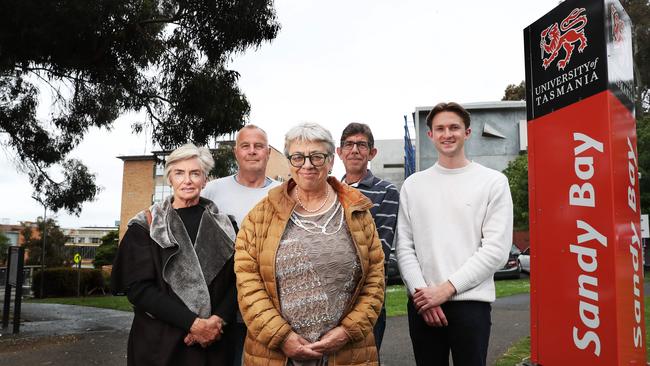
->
[641,214,649,239]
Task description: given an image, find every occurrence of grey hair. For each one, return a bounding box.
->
[284,122,335,157]
[164,143,214,184]
[235,124,269,146]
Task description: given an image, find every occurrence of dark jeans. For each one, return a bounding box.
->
[373,305,386,350]
[407,299,491,366]
[231,321,246,366]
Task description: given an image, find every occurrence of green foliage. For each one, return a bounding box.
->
[503,154,529,230]
[31,267,105,298]
[502,81,526,101]
[22,218,69,267]
[0,0,280,214]
[637,115,650,213]
[210,144,238,178]
[0,232,9,264]
[93,230,119,268]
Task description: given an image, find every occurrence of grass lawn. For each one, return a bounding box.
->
[385,277,531,317]
[495,278,530,298]
[385,285,409,317]
[495,336,531,366]
[27,295,133,312]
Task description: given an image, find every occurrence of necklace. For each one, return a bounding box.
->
[290,201,345,235]
[295,186,330,213]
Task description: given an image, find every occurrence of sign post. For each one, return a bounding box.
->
[524,0,645,364]
[74,252,81,297]
[2,246,25,334]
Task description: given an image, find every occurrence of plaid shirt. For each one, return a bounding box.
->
[343,170,399,262]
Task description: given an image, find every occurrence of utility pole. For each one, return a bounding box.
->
[40,205,46,298]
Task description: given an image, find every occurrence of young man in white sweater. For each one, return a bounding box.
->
[396,102,513,366]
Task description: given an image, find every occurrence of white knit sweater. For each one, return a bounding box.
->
[396,162,513,303]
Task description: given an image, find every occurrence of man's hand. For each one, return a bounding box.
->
[310,326,350,354]
[413,281,456,313]
[188,315,224,347]
[421,306,448,327]
[281,332,323,360]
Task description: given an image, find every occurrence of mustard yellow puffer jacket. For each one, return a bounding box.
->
[235,177,385,366]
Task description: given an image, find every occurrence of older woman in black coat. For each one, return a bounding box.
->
[112,143,237,366]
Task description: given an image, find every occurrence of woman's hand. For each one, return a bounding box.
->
[309,326,350,354]
[281,332,323,360]
[187,315,224,347]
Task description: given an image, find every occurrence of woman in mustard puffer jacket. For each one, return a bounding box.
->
[234,122,385,366]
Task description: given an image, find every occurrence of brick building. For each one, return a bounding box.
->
[0,222,32,247]
[0,222,39,264]
[118,144,290,239]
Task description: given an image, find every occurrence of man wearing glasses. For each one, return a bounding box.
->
[202,124,279,366]
[336,122,400,352]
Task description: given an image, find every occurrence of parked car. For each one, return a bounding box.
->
[518,247,530,273]
[494,245,522,280]
[386,248,402,285]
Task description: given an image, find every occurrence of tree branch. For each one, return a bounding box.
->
[138,4,184,26]
[30,70,67,105]
[144,103,164,126]
[19,65,95,85]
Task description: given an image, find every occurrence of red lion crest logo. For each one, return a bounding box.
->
[540,8,588,70]
[611,4,624,44]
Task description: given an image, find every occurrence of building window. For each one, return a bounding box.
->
[91,237,101,244]
[153,184,172,204]
[155,161,165,177]
[77,246,97,260]
[384,163,404,169]
[5,232,19,246]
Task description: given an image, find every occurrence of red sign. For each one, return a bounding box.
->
[525,0,644,364]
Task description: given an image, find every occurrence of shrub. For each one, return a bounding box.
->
[31,267,105,298]
[93,231,118,268]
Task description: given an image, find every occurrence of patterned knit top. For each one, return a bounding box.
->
[276,200,362,345]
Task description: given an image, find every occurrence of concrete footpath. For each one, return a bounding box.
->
[0,294,530,366]
[380,293,530,366]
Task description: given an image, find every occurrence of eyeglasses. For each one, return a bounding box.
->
[341,141,370,151]
[171,170,204,183]
[287,153,329,168]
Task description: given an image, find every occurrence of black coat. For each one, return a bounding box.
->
[112,200,237,366]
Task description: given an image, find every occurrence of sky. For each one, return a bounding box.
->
[0,0,560,228]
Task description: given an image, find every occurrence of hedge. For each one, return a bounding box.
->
[31,267,105,298]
